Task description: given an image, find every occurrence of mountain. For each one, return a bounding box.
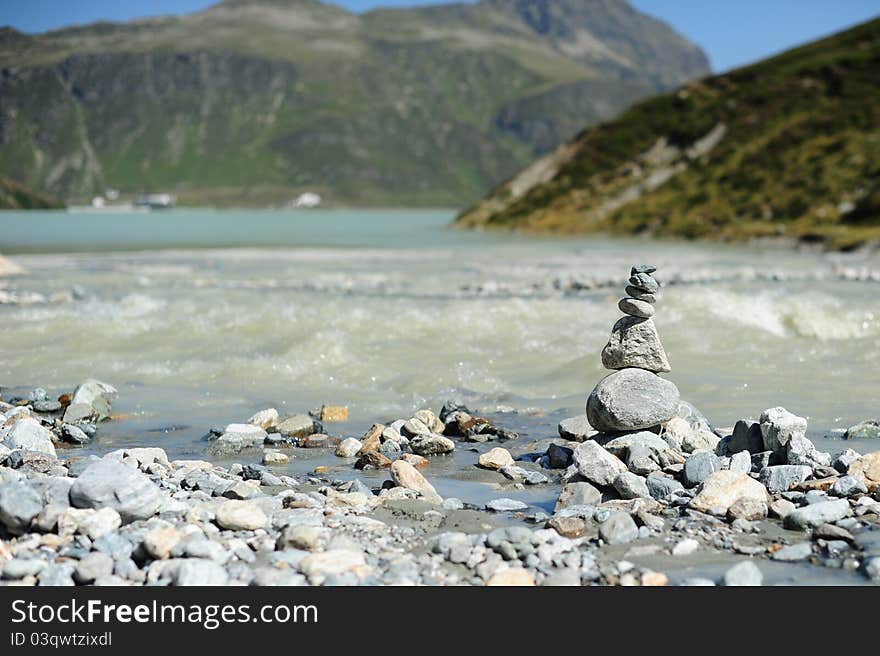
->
[0,0,708,207]
[456,18,880,250]
[0,176,63,209]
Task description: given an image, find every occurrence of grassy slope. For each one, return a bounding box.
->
[0,0,708,207]
[456,18,880,250]
[0,176,63,209]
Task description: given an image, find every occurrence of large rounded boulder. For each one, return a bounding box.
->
[586,368,680,432]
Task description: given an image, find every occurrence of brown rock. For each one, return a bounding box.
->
[727,497,768,521]
[641,572,669,586]
[357,424,384,455]
[690,470,768,516]
[354,451,391,470]
[485,568,535,586]
[390,460,440,503]
[400,453,429,469]
[320,405,349,422]
[547,515,587,538]
[850,451,880,485]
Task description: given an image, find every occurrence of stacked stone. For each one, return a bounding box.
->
[586,265,680,433]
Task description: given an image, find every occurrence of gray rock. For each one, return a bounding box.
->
[0,481,43,534]
[771,542,813,562]
[864,557,880,582]
[557,416,597,442]
[572,441,627,487]
[74,552,115,584]
[60,424,90,445]
[500,465,548,485]
[4,418,57,457]
[586,369,679,432]
[831,476,868,498]
[555,482,602,511]
[630,264,657,276]
[276,415,320,439]
[174,559,229,586]
[728,420,764,454]
[683,452,722,487]
[486,498,528,512]
[33,400,62,413]
[612,472,650,499]
[598,512,639,545]
[844,420,880,440]
[618,297,655,319]
[646,474,684,500]
[832,449,861,474]
[2,558,47,579]
[207,424,267,456]
[759,465,812,494]
[723,561,763,586]
[626,443,661,475]
[546,443,574,469]
[783,499,851,530]
[628,273,659,293]
[729,451,751,474]
[786,434,831,469]
[624,286,657,303]
[63,379,117,423]
[760,407,807,454]
[69,458,163,523]
[409,433,455,456]
[601,317,670,373]
[38,564,76,586]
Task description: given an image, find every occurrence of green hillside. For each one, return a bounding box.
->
[0,0,708,207]
[456,18,880,250]
[0,176,63,209]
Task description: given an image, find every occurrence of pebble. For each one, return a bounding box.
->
[672,538,700,556]
[478,447,514,470]
[618,297,655,318]
[772,542,813,562]
[723,560,763,586]
[572,440,627,487]
[4,418,57,457]
[74,552,114,584]
[783,499,850,530]
[335,437,362,458]
[215,501,268,531]
[409,433,455,456]
[391,460,441,503]
[486,498,528,512]
[174,559,229,586]
[557,416,597,442]
[485,568,535,586]
[690,471,768,516]
[262,451,289,466]
[598,512,639,545]
[612,472,650,499]
[683,452,722,487]
[759,465,813,494]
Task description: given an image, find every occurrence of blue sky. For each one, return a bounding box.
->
[1,0,878,71]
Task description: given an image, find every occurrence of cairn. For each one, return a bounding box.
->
[586,265,680,433]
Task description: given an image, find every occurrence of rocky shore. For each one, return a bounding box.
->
[1,384,879,585]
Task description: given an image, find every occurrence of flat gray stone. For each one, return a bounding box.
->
[783,499,850,530]
[557,416,597,442]
[598,512,639,545]
[69,458,163,523]
[572,440,627,487]
[618,297,655,319]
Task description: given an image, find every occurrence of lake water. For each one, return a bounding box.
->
[1,208,880,472]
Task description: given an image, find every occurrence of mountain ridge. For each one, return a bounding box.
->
[0,0,709,206]
[455,17,880,250]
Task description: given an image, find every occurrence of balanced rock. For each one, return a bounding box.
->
[586,368,679,432]
[601,317,670,373]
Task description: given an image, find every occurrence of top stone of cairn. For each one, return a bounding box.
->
[601,265,670,373]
